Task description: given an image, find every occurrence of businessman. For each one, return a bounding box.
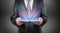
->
[10,0,48,33]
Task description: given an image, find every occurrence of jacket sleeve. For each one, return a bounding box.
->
[40,3,48,26]
[10,3,19,27]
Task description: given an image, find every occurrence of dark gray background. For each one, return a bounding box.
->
[0,0,60,33]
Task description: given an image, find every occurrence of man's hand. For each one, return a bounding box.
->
[33,17,43,25]
[16,17,24,25]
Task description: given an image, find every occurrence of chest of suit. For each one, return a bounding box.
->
[16,0,42,21]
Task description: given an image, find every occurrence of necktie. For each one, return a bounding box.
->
[27,0,31,18]
[25,0,34,32]
[27,0,31,10]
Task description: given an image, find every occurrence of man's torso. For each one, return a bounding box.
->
[15,0,43,21]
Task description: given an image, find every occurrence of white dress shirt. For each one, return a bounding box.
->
[24,0,34,9]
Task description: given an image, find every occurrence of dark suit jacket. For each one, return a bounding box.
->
[10,0,48,27]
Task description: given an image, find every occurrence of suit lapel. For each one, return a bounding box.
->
[23,1,27,11]
[20,0,27,11]
[33,0,39,10]
[33,0,36,9]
